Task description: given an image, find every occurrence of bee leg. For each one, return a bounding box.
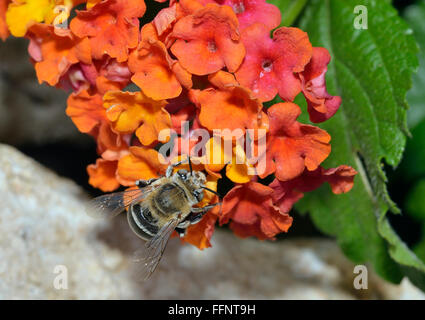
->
[165,159,188,177]
[135,178,157,188]
[175,226,188,238]
[177,220,190,229]
[189,203,221,224]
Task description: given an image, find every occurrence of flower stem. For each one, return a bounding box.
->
[282,0,309,27]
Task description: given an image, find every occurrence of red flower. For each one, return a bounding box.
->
[270,165,357,213]
[257,102,331,181]
[170,3,245,75]
[221,181,293,239]
[299,47,342,123]
[200,0,281,31]
[235,23,312,102]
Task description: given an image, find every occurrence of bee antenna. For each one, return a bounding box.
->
[202,187,222,199]
[188,155,193,173]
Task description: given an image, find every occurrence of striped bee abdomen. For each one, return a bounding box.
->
[127,203,159,240]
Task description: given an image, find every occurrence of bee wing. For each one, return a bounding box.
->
[86,186,155,219]
[133,217,180,281]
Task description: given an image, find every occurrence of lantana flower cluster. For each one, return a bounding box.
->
[1,0,357,249]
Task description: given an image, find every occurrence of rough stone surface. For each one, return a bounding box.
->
[0,38,88,145]
[0,144,424,300]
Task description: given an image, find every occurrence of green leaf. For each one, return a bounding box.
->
[295,0,425,290]
[405,1,425,129]
[267,0,309,27]
[402,2,425,181]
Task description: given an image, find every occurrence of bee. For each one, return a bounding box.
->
[86,157,221,280]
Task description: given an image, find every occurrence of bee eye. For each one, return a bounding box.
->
[194,190,204,202]
[177,169,188,180]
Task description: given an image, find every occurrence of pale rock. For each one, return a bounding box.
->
[0,144,424,300]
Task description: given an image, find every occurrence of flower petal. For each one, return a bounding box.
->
[258,102,331,181]
[70,0,145,62]
[182,211,218,249]
[6,0,55,37]
[129,24,183,100]
[0,0,10,40]
[221,181,292,239]
[299,47,342,123]
[87,158,120,192]
[235,24,312,102]
[199,0,281,31]
[103,90,171,146]
[197,85,263,132]
[170,3,245,75]
[270,165,357,213]
[27,24,91,86]
[66,90,106,133]
[117,146,167,185]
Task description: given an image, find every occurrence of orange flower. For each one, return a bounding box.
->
[87,0,102,8]
[182,210,219,249]
[170,3,245,75]
[117,146,167,185]
[70,0,146,62]
[153,3,177,37]
[96,121,130,161]
[103,90,171,146]
[0,0,10,41]
[225,144,254,183]
[87,158,120,192]
[27,24,91,86]
[221,181,293,239]
[235,23,312,102]
[203,136,228,173]
[197,85,263,132]
[257,102,331,181]
[129,23,188,100]
[66,90,106,133]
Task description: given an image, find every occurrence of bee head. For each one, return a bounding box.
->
[191,171,206,186]
[175,169,207,202]
[176,169,206,185]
